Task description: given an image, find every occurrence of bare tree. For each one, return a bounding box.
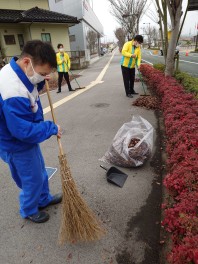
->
[155,0,183,76]
[165,0,183,76]
[108,0,148,39]
[143,25,160,47]
[155,0,169,60]
[152,27,160,46]
[114,27,126,50]
[145,3,159,23]
[86,30,97,54]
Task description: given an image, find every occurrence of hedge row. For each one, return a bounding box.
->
[153,63,198,98]
[140,64,198,264]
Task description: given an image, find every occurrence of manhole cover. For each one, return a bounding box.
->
[90,103,110,108]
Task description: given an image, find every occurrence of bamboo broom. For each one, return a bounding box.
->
[45,80,105,244]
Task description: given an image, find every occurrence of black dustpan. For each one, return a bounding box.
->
[100,165,128,188]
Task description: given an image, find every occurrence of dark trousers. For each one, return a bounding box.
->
[58,72,72,91]
[121,65,135,95]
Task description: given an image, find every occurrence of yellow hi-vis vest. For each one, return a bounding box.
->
[56,52,71,72]
[120,40,142,68]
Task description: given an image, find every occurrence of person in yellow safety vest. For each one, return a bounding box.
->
[56,44,75,93]
[121,35,143,98]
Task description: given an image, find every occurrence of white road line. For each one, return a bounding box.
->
[143,55,198,65]
[149,51,161,57]
[142,59,153,65]
[43,52,115,115]
[179,59,198,65]
[143,50,161,57]
[145,50,198,60]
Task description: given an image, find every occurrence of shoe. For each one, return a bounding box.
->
[69,89,75,91]
[39,193,63,210]
[27,211,49,223]
[56,90,61,93]
[126,94,133,98]
[131,92,139,95]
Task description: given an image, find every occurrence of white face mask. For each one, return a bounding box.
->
[59,48,64,52]
[26,60,45,85]
[134,41,141,47]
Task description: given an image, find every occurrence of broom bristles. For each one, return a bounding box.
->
[58,154,105,244]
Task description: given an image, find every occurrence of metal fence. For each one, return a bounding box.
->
[65,50,90,69]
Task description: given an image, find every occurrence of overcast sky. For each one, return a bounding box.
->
[92,0,198,42]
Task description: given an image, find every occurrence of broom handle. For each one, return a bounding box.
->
[137,68,147,95]
[45,80,64,156]
[66,61,81,89]
[100,165,108,171]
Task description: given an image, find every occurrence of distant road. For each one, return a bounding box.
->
[142,49,198,77]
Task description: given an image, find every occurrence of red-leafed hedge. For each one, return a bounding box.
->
[140,64,198,264]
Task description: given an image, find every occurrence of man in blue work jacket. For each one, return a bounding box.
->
[0,40,62,223]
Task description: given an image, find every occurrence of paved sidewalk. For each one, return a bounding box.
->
[0,50,162,264]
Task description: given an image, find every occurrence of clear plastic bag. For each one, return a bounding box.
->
[100,115,154,167]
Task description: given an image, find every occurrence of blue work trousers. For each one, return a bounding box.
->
[0,144,52,218]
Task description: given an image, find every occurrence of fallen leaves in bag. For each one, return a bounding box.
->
[132,96,159,110]
[128,138,140,148]
[128,139,151,162]
[101,116,154,168]
[108,138,151,168]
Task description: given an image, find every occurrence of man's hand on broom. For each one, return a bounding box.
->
[57,125,62,138]
[44,75,51,81]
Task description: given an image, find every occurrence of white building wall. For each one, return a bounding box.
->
[49,0,103,52]
[49,0,83,18]
[69,23,85,51]
[82,0,103,35]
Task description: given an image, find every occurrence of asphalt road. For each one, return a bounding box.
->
[0,50,162,264]
[142,49,198,77]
